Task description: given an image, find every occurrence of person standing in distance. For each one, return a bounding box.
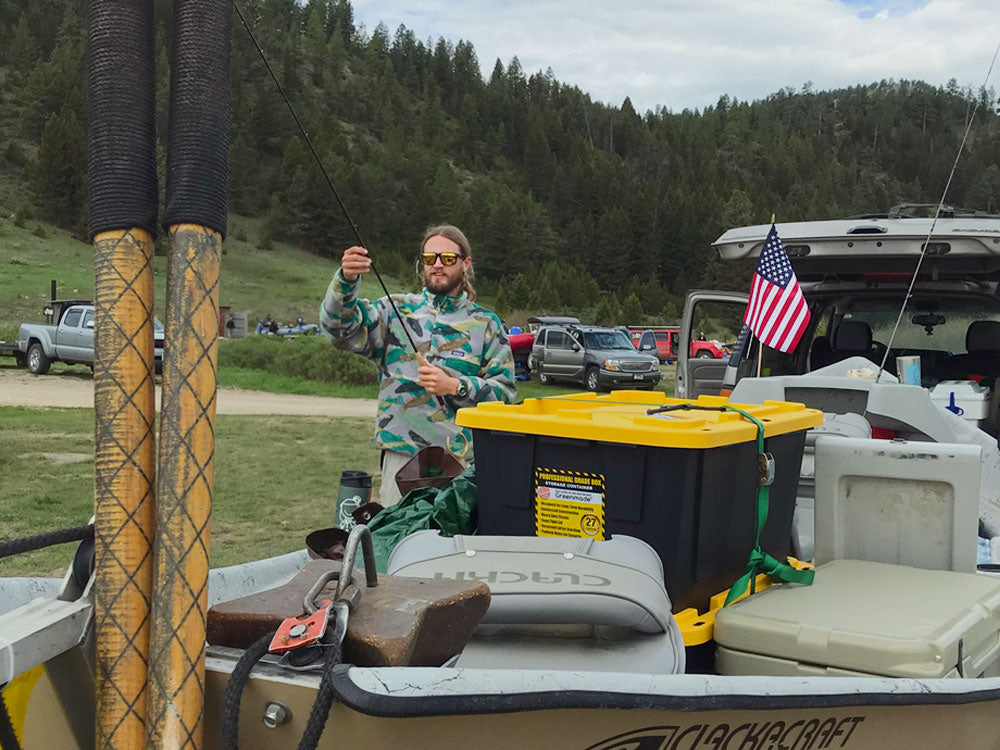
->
[320,225,515,506]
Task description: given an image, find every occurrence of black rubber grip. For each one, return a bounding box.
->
[0,524,94,560]
[163,0,233,237]
[87,0,160,240]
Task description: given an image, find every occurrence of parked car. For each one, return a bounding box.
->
[258,316,320,337]
[530,321,661,391]
[628,327,728,363]
[18,301,165,374]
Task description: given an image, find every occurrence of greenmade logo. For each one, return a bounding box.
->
[585,717,866,750]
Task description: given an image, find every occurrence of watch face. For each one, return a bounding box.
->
[457,383,468,397]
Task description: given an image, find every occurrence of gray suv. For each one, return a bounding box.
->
[531,323,661,391]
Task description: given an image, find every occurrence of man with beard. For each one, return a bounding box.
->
[321,224,515,506]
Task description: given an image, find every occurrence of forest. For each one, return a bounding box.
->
[2,0,999,322]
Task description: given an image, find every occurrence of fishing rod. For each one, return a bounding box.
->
[876,37,1000,380]
[232,2,445,401]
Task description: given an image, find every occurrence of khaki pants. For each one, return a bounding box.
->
[379,450,411,507]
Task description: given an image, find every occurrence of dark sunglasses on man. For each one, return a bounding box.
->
[421,251,462,267]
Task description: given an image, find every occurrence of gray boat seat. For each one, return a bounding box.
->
[386,531,686,675]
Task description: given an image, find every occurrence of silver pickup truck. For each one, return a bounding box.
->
[17,301,164,375]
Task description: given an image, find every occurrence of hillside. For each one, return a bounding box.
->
[0,213,413,340]
[1,0,998,328]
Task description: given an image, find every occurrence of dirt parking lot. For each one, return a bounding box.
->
[0,368,377,418]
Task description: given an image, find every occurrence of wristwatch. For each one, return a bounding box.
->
[455,379,469,399]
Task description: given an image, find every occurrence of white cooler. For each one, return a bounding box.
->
[793,412,872,561]
[715,560,1000,679]
[930,380,991,429]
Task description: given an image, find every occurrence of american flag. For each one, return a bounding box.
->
[743,224,810,353]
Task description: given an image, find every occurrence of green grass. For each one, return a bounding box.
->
[0,406,382,577]
[516,364,676,400]
[0,214,412,341]
[217,367,378,398]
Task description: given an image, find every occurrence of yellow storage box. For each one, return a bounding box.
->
[458,392,821,612]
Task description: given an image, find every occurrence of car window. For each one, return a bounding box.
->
[63,308,82,328]
[654,332,668,341]
[641,332,654,347]
[82,310,94,328]
[548,331,570,350]
[841,297,1000,353]
[583,331,634,350]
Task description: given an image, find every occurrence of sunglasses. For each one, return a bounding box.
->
[421,252,462,266]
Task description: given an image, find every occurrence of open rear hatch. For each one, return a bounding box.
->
[714,215,1000,281]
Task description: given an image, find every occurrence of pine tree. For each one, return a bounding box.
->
[33,104,86,232]
[593,295,621,327]
[620,293,644,326]
[6,15,39,73]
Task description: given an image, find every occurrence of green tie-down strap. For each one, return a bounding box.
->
[721,405,814,606]
[646,403,815,606]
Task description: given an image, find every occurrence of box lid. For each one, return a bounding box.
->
[930,380,990,400]
[456,393,822,448]
[714,560,1000,678]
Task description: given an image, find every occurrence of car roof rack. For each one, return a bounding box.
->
[846,204,1000,220]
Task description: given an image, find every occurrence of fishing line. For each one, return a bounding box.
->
[876,37,1000,380]
[233,1,425,361]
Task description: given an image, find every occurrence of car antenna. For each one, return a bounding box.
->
[233,2,445,403]
[875,39,1000,381]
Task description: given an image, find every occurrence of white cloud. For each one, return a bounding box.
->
[349,0,1000,111]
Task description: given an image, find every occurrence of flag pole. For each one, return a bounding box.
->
[755,214,777,378]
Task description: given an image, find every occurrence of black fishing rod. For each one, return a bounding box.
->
[232,2,442,391]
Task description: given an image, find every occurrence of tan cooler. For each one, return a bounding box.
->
[714,559,1000,679]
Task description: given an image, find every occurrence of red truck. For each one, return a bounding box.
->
[628,327,728,363]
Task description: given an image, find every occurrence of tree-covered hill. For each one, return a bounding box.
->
[2,0,998,323]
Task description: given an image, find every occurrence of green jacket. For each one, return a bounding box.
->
[320,270,515,456]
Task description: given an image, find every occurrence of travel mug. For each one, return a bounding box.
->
[335,470,372,530]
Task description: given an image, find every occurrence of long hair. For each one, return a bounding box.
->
[421,224,476,301]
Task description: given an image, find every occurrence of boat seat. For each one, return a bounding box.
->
[386,531,686,675]
[936,321,1000,385]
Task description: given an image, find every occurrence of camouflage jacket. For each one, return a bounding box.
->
[320,270,515,457]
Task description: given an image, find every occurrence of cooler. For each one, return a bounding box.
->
[930,380,991,428]
[456,392,821,613]
[714,559,1000,679]
[793,412,872,561]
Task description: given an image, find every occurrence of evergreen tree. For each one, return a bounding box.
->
[620,292,644,325]
[33,104,86,231]
[593,295,622,327]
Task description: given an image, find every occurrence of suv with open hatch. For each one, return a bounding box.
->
[530,321,661,391]
[676,205,1000,413]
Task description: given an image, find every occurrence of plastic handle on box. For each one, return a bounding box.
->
[947,392,965,416]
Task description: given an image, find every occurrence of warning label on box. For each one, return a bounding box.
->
[534,467,606,540]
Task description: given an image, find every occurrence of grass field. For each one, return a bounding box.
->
[0,406,381,577]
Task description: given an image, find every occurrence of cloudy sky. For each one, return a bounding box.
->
[350,0,1000,112]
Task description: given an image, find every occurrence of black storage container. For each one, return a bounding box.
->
[457,392,820,613]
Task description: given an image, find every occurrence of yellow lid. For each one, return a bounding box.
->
[456,391,822,449]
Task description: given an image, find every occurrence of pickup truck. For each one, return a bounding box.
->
[17,301,165,374]
[628,326,729,363]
